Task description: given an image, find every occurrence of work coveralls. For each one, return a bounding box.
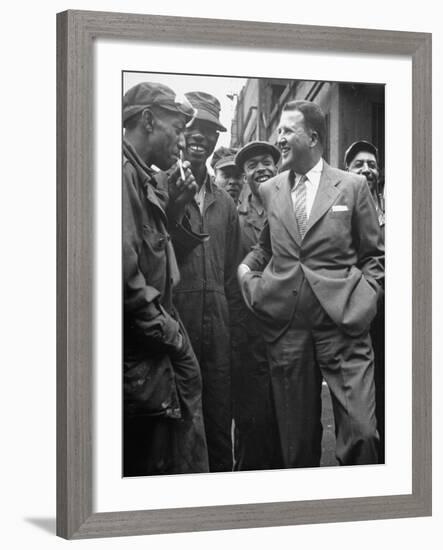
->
[171,175,244,472]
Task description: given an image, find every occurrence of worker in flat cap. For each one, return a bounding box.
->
[211,147,243,205]
[345,139,385,462]
[122,82,209,476]
[344,140,385,232]
[170,91,244,472]
[235,141,281,252]
[231,140,283,470]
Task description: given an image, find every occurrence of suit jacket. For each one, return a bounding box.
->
[241,161,384,341]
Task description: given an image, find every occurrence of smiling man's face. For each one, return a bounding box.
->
[243,153,278,196]
[347,150,379,193]
[184,119,219,169]
[277,109,313,173]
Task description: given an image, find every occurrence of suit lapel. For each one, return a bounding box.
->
[274,172,302,247]
[305,162,341,235]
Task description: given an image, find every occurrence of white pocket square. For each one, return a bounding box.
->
[332,205,349,212]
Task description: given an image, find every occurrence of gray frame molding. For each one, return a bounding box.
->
[56,9,432,539]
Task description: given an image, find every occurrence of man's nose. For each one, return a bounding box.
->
[191,131,205,142]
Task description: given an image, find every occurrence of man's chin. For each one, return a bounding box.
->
[185,148,208,162]
[185,153,207,167]
[279,155,292,171]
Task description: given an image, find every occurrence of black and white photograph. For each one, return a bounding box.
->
[122,71,385,477]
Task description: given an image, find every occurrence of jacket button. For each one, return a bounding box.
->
[292,289,297,295]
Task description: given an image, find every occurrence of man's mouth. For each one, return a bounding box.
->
[279,146,290,155]
[188,144,206,154]
[255,175,270,184]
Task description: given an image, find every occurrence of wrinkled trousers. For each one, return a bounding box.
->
[267,278,380,468]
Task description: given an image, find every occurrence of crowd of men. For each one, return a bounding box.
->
[122,81,385,476]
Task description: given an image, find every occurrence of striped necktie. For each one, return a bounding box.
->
[294,174,308,238]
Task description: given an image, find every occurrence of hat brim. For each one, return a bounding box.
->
[235,142,281,169]
[193,109,227,132]
[344,141,378,167]
[123,102,195,124]
[214,158,240,170]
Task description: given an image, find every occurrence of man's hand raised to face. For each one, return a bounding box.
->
[166,160,198,224]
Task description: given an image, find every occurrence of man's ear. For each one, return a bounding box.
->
[310,130,319,148]
[141,108,155,132]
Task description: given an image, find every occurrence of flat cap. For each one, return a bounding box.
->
[235,140,281,170]
[185,91,227,132]
[344,140,379,167]
[123,82,195,124]
[211,146,239,170]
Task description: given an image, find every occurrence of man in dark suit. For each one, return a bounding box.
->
[238,100,384,467]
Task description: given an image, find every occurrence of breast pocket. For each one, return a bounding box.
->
[328,209,352,223]
[326,209,353,247]
[143,224,168,250]
[139,224,169,283]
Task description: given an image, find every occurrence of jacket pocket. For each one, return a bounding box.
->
[142,224,168,252]
[341,266,378,336]
[124,355,181,419]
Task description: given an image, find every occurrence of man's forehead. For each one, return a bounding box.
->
[156,107,187,125]
[218,165,242,176]
[350,150,378,163]
[279,109,303,125]
[244,152,275,165]
[186,119,219,132]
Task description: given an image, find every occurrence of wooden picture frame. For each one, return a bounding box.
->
[56,9,432,539]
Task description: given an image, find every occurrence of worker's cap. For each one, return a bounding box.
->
[211,147,239,170]
[123,82,195,124]
[235,140,281,170]
[344,140,379,167]
[185,91,227,132]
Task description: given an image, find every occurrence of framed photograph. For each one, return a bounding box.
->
[57,10,431,539]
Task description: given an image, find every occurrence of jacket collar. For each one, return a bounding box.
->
[305,160,341,234]
[123,138,168,216]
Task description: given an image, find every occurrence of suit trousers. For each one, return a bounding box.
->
[267,278,380,468]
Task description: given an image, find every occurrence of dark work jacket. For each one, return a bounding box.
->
[123,139,210,474]
[123,139,204,419]
[238,190,267,255]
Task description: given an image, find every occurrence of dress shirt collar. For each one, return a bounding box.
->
[293,157,323,188]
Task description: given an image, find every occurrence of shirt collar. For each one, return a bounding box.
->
[297,158,323,183]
